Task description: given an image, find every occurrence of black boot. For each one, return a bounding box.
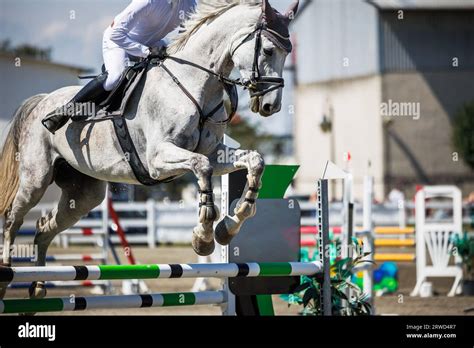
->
[42,74,109,134]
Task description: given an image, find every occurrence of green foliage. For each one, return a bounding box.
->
[286,236,375,316]
[0,39,52,61]
[227,116,271,152]
[453,232,474,278]
[452,101,474,170]
[287,254,373,316]
[224,104,288,158]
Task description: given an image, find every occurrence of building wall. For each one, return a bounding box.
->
[294,0,380,84]
[379,10,474,195]
[0,54,85,204]
[295,74,385,201]
[0,54,82,137]
[382,71,474,195]
[379,10,474,72]
[293,4,474,200]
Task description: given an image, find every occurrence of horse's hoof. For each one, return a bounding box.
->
[0,263,12,299]
[215,215,239,246]
[192,232,215,256]
[28,281,47,299]
[0,283,8,299]
[19,282,47,316]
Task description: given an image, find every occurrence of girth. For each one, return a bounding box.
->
[112,58,239,186]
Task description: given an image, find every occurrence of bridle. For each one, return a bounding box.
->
[230,18,290,98]
[150,16,291,129]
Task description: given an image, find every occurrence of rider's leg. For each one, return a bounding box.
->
[102,45,128,92]
[42,39,127,134]
[41,75,110,134]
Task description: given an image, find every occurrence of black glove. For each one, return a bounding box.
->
[149,45,167,60]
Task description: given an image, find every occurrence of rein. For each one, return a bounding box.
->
[151,17,291,129]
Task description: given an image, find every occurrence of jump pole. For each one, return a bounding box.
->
[0,291,227,314]
[0,261,323,314]
[0,262,322,283]
[12,254,107,263]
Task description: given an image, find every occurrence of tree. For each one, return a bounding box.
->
[228,115,289,158]
[0,39,52,61]
[452,101,474,170]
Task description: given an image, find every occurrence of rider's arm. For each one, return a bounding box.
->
[109,0,152,58]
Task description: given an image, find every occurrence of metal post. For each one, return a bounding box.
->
[362,175,374,309]
[146,199,156,248]
[102,186,111,293]
[221,135,236,316]
[398,196,407,229]
[342,173,353,258]
[317,179,332,316]
[341,174,353,312]
[102,188,109,264]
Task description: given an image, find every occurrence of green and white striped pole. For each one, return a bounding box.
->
[0,291,226,314]
[0,261,322,284]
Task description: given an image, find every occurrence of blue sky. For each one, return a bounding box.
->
[0,0,295,136]
[0,0,294,71]
[0,0,131,71]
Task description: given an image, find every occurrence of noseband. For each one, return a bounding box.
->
[231,18,291,98]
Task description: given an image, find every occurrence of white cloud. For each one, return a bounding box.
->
[38,21,69,42]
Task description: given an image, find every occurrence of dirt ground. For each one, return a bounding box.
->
[4,245,474,316]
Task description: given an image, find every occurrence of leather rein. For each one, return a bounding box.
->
[151,17,291,130]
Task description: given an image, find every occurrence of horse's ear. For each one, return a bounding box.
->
[285,0,299,21]
[262,0,277,22]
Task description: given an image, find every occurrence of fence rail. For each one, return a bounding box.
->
[1,199,472,247]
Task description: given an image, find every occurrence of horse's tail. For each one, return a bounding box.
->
[0,94,47,216]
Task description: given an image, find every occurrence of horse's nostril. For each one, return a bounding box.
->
[262,103,272,113]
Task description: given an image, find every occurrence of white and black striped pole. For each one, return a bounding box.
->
[221,134,236,316]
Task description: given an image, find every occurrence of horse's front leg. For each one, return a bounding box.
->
[210,144,265,246]
[149,142,219,256]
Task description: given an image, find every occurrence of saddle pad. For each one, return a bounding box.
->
[85,62,148,122]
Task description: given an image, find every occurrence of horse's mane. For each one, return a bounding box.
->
[167,0,261,54]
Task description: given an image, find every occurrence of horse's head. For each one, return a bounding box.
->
[231,0,299,117]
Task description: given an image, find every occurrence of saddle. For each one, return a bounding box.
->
[75,60,163,186]
[78,60,149,121]
[76,59,238,187]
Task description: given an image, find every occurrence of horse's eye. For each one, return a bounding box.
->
[263,48,274,56]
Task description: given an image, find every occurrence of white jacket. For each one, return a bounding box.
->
[108,0,196,58]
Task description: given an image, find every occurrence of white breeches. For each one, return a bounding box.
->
[102,27,130,91]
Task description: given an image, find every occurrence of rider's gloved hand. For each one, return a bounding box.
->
[148,45,167,59]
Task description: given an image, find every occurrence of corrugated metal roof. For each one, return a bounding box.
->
[380,10,474,72]
[369,0,474,9]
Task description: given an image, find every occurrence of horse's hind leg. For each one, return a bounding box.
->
[31,164,106,299]
[0,169,52,298]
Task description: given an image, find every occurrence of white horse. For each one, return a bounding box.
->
[0,0,298,299]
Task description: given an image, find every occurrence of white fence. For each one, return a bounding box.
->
[1,199,471,248]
